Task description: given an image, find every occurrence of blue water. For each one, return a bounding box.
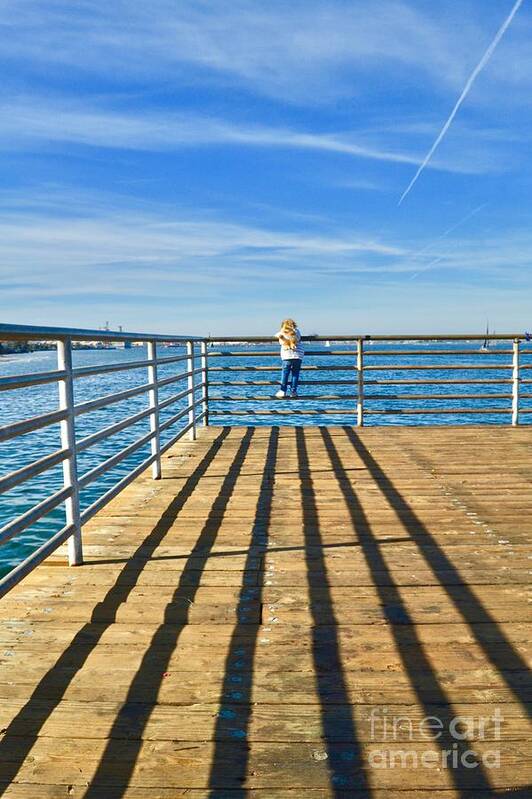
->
[1,341,531,578]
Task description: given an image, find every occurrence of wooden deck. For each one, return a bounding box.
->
[0,425,530,798]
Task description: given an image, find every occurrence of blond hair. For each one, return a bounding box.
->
[279,318,298,349]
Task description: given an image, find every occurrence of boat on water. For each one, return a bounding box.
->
[479,322,490,352]
[324,340,331,347]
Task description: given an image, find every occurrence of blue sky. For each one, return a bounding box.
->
[1,0,531,335]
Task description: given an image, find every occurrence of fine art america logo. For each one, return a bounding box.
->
[368,707,503,770]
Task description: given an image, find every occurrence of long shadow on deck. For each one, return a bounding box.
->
[320,427,496,794]
[206,426,279,796]
[0,427,233,793]
[295,427,370,794]
[342,426,532,719]
[81,427,257,796]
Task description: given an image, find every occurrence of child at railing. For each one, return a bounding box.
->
[275,319,304,398]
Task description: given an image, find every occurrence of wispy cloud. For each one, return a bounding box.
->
[0,97,501,176]
[399,0,525,203]
[2,188,532,286]
[334,177,390,192]
[0,2,471,103]
[3,1,530,105]
[0,188,404,277]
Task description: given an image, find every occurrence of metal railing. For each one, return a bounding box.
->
[206,334,531,427]
[1,325,531,597]
[0,324,207,596]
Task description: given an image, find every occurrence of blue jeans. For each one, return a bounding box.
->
[280,359,302,393]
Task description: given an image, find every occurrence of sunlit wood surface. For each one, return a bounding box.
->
[0,425,531,798]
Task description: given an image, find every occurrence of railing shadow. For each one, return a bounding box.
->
[320,426,496,794]
[295,426,370,795]
[207,426,279,795]
[342,426,532,718]
[0,426,232,794]
[81,426,257,797]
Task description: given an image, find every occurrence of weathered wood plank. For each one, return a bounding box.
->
[0,700,529,742]
[0,737,530,789]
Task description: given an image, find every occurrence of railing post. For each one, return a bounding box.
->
[56,338,83,566]
[200,340,209,426]
[357,337,364,427]
[147,340,162,478]
[512,338,520,427]
[187,340,197,440]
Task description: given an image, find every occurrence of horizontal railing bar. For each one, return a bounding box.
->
[0,448,71,494]
[157,367,203,388]
[158,385,195,410]
[208,378,513,386]
[155,353,189,365]
[211,407,511,416]
[158,383,205,411]
[363,364,511,371]
[2,324,527,344]
[73,381,154,416]
[80,453,158,524]
[160,411,207,456]
[159,397,204,433]
[365,350,515,357]
[73,359,153,378]
[208,348,517,357]
[210,392,513,402]
[0,523,76,599]
[209,365,355,372]
[367,393,513,401]
[210,395,352,402]
[206,334,528,342]
[209,409,356,415]
[0,408,67,443]
[0,322,204,343]
[0,369,67,391]
[210,364,514,373]
[0,485,72,546]
[365,408,510,415]
[209,350,357,357]
[208,379,358,386]
[76,406,153,453]
[78,430,156,489]
[364,378,513,385]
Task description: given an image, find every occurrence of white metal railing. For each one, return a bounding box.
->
[2,325,531,597]
[0,323,208,596]
[206,334,532,426]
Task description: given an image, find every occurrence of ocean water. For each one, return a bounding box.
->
[1,341,531,578]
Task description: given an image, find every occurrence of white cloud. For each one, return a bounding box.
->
[2,188,532,291]
[0,188,404,281]
[0,97,502,176]
[1,187,531,333]
[1,1,529,105]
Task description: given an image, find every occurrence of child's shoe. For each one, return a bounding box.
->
[275,390,286,398]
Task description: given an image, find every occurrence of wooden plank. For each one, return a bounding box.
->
[1,789,528,799]
[0,737,530,789]
[0,700,529,742]
[2,667,530,706]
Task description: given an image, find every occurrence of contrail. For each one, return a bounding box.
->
[398,0,524,205]
[409,203,486,264]
[408,204,487,281]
